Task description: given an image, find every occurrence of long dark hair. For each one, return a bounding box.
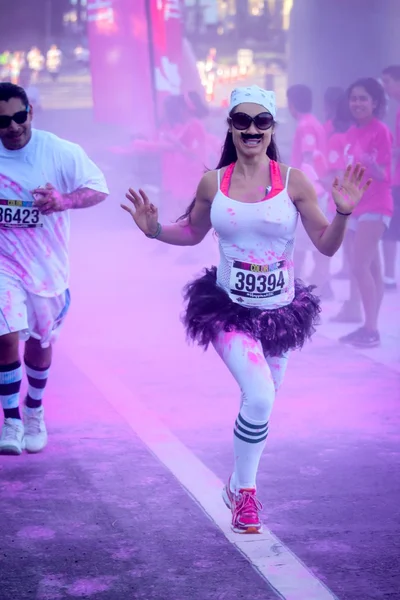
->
[347,77,387,120]
[177,115,280,221]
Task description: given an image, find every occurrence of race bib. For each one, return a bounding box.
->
[0,199,43,228]
[229,259,288,306]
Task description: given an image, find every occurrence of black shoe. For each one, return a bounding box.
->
[339,327,380,348]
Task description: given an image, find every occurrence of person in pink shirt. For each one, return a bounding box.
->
[338,78,393,348]
[160,95,206,217]
[381,65,400,291]
[287,84,331,296]
[123,95,206,221]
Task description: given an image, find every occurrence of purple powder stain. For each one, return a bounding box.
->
[308,540,352,554]
[66,577,115,597]
[111,547,136,560]
[37,574,65,600]
[0,480,26,493]
[17,526,56,540]
[300,465,321,476]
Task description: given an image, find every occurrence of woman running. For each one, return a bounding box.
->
[122,85,370,534]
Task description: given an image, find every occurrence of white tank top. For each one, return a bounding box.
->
[210,161,298,309]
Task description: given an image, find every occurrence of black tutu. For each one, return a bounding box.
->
[182,266,321,357]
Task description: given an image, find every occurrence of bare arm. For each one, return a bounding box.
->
[122,170,216,246]
[290,169,349,257]
[33,184,108,215]
[63,187,108,209]
[289,169,347,256]
[290,164,371,257]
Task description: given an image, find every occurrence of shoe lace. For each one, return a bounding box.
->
[25,412,42,435]
[3,419,22,440]
[234,490,263,519]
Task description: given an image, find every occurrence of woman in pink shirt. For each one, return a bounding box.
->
[338,78,393,348]
[381,65,400,290]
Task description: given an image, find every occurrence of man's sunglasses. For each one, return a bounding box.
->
[0,107,30,129]
[229,111,274,131]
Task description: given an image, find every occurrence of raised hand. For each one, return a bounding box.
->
[332,163,372,215]
[121,188,159,236]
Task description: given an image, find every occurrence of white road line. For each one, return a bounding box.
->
[68,352,339,600]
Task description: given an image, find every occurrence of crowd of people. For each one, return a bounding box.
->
[111,70,399,351]
[286,69,399,349]
[0,46,63,85]
[0,60,398,534]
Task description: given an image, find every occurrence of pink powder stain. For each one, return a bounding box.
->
[218,331,237,348]
[227,207,235,215]
[17,526,55,540]
[0,480,26,493]
[66,577,115,597]
[247,351,264,366]
[242,337,258,350]
[111,548,136,560]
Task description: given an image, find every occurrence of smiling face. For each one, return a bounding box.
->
[348,86,376,124]
[228,102,274,158]
[0,97,32,150]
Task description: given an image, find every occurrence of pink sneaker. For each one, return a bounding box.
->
[222,476,263,534]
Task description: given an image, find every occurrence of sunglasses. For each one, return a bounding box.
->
[230,111,274,131]
[0,107,30,129]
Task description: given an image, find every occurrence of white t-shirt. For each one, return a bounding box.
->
[0,129,109,297]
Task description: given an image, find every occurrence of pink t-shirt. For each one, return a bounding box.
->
[393,107,400,187]
[291,113,327,181]
[345,118,393,216]
[327,131,348,172]
[325,131,348,212]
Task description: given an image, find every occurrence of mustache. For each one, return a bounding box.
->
[240,133,264,140]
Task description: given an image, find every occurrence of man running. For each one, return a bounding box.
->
[0,82,109,455]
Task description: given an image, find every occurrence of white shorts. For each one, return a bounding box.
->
[347,213,391,232]
[0,274,70,348]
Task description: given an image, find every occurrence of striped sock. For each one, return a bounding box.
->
[24,361,50,409]
[232,412,269,491]
[0,361,23,420]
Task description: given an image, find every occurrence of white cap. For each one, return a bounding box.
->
[229,85,276,118]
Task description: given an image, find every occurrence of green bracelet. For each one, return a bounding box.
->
[146,223,162,239]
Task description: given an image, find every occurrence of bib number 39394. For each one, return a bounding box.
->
[0,200,43,228]
[229,259,288,305]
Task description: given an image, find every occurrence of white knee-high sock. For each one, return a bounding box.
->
[231,400,271,490]
[213,331,287,493]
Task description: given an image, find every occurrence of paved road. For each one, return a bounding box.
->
[1,103,399,599]
[1,216,399,599]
